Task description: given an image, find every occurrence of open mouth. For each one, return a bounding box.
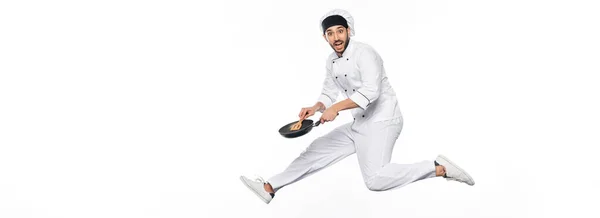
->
[334,41,343,49]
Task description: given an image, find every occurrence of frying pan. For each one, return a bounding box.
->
[278,113,338,138]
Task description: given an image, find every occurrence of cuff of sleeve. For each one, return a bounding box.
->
[349,91,370,110]
[318,93,334,110]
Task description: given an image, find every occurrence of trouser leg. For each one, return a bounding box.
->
[267,122,355,192]
[353,118,436,191]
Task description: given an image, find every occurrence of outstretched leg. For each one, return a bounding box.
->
[267,122,356,192]
[240,122,355,204]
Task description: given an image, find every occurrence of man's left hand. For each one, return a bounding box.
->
[320,107,339,124]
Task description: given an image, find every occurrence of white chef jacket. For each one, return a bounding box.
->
[317,39,402,123]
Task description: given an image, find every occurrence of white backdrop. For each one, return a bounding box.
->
[1,0,600,217]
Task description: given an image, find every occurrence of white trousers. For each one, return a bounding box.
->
[268,117,437,192]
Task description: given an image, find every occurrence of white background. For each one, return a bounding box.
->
[1,0,599,217]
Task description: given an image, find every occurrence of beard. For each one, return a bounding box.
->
[329,36,350,54]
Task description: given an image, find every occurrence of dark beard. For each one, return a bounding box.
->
[330,37,350,55]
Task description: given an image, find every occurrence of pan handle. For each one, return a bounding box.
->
[314,113,339,127]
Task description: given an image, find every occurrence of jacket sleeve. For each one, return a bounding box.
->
[349,47,383,110]
[317,64,339,112]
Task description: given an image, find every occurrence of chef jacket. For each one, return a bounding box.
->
[317,39,402,123]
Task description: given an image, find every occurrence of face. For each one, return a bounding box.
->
[323,25,349,54]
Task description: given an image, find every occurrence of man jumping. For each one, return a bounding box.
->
[240,9,475,204]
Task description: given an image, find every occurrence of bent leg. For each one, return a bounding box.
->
[354,118,436,191]
[267,122,355,192]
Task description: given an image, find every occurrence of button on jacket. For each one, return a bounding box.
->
[317,39,402,123]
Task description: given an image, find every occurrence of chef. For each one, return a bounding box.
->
[240,9,475,204]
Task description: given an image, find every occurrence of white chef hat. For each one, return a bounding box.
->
[319,9,355,37]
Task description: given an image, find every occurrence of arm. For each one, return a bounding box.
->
[298,64,339,120]
[320,97,358,123]
[310,101,326,113]
[328,98,358,113]
[315,63,339,112]
[348,47,383,110]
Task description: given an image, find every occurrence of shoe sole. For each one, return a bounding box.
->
[438,155,475,186]
[240,176,270,204]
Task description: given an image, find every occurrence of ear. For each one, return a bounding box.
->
[323,34,328,42]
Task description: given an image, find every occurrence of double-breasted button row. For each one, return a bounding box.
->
[333,58,350,63]
[335,74,349,79]
[333,57,349,61]
[353,115,366,120]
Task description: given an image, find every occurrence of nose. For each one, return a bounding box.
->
[333,33,339,41]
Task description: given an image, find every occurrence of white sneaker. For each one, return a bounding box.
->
[240,175,274,204]
[435,155,475,186]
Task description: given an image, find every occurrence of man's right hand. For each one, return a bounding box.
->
[298,106,317,120]
[298,102,325,120]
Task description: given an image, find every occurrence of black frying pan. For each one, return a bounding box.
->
[278,113,338,138]
[278,119,322,138]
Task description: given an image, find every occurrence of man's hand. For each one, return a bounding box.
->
[298,106,318,120]
[291,103,325,130]
[319,106,339,124]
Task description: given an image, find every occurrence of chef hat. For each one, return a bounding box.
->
[320,9,355,37]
